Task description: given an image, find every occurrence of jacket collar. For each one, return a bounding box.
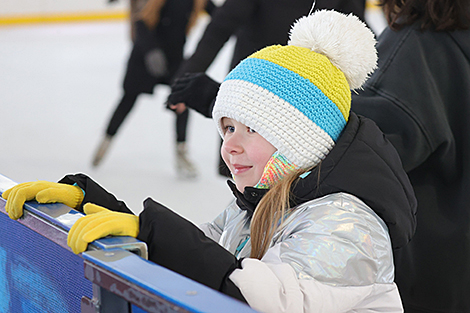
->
[227,180,268,215]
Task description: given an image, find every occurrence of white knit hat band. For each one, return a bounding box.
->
[213,79,335,168]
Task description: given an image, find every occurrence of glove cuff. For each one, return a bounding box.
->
[69,185,85,209]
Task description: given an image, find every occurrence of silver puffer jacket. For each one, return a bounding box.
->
[201,192,393,286]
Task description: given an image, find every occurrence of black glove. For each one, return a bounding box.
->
[167,72,220,118]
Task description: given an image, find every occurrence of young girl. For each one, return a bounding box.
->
[3,10,416,312]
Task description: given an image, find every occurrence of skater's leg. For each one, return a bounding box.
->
[176,107,189,143]
[106,92,139,137]
[175,108,198,178]
[92,92,139,167]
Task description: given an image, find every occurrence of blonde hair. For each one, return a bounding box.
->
[139,0,166,30]
[250,167,314,259]
[139,0,208,33]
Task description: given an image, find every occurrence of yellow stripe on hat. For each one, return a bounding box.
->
[249,45,351,121]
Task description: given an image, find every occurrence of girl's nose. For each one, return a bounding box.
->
[223,133,243,155]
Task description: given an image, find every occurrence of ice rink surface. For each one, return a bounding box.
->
[0,10,386,225]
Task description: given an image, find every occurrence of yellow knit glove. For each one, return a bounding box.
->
[1,181,84,220]
[67,203,139,254]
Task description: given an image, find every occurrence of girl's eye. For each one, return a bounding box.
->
[224,125,235,133]
[248,127,256,133]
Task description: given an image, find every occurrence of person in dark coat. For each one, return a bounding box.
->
[92,0,216,179]
[2,10,417,311]
[167,0,368,177]
[350,0,470,312]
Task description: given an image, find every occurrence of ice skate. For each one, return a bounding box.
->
[176,142,198,179]
[92,135,113,167]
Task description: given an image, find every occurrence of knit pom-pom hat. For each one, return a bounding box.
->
[213,10,377,169]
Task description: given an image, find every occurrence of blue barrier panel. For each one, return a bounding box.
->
[0,187,92,312]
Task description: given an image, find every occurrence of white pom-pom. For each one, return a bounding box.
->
[288,10,377,90]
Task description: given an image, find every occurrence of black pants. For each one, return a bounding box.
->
[106,91,189,142]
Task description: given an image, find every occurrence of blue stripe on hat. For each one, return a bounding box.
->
[224,57,346,140]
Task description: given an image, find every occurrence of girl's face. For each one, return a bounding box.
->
[221,118,277,192]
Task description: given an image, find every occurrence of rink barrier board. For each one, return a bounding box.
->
[0,174,257,313]
[82,249,257,313]
[0,11,128,26]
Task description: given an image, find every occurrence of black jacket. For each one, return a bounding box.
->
[123,0,216,94]
[175,0,367,77]
[352,23,470,313]
[59,112,416,304]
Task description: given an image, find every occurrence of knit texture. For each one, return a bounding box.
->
[255,152,299,189]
